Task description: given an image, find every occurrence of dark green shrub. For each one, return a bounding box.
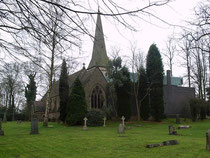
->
[86,109,104,126]
[101,106,112,120]
[66,78,87,125]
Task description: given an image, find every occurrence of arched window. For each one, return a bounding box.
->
[91,85,105,109]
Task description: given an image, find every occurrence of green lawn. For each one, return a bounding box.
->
[0,119,210,158]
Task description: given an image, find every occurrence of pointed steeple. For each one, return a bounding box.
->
[88,11,109,69]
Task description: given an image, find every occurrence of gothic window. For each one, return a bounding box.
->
[91,85,105,109]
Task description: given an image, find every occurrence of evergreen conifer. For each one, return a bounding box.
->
[25,73,37,120]
[138,66,150,120]
[59,59,69,122]
[146,44,164,121]
[66,78,87,125]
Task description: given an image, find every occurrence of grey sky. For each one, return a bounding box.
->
[79,0,202,77]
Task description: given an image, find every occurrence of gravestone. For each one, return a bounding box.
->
[0,118,4,136]
[206,130,210,151]
[30,117,39,134]
[146,140,178,148]
[178,125,191,129]
[83,117,88,130]
[103,117,106,127]
[146,143,163,148]
[169,125,177,135]
[121,116,125,127]
[176,114,180,124]
[162,140,179,146]
[17,120,22,124]
[118,124,125,134]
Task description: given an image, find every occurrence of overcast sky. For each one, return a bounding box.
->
[78,0,202,78]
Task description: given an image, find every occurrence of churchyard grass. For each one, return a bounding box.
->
[0,119,210,158]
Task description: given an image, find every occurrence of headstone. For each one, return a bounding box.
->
[17,120,22,124]
[176,114,180,124]
[103,117,106,127]
[30,117,39,134]
[146,140,178,148]
[118,124,125,134]
[206,130,210,150]
[83,117,88,130]
[162,140,179,146]
[121,116,125,127]
[146,143,164,148]
[169,125,177,135]
[178,125,191,129]
[0,118,4,136]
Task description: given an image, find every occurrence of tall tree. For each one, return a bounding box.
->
[115,66,131,120]
[129,43,145,121]
[66,78,87,125]
[107,57,131,120]
[59,59,69,122]
[25,73,37,120]
[138,66,150,120]
[146,44,164,121]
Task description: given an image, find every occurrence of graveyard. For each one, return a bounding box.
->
[0,119,210,158]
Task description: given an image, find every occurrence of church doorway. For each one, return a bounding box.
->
[91,85,105,109]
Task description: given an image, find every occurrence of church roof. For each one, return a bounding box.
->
[88,12,109,69]
[46,68,100,98]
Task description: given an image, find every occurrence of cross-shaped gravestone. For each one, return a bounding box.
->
[30,117,39,134]
[83,117,88,130]
[206,130,210,150]
[103,117,107,127]
[0,118,4,136]
[121,116,125,127]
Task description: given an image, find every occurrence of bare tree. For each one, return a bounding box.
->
[163,36,176,76]
[178,32,193,87]
[129,43,145,121]
[0,62,24,121]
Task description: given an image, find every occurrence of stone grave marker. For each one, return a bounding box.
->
[178,125,191,129]
[169,125,177,135]
[30,117,39,134]
[121,116,125,127]
[206,130,210,151]
[17,120,22,124]
[0,118,4,136]
[118,124,125,134]
[83,117,88,130]
[103,117,106,127]
[146,140,178,148]
[176,114,180,124]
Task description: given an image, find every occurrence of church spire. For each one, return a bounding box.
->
[88,11,109,69]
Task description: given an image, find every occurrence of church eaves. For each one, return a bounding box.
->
[87,11,109,69]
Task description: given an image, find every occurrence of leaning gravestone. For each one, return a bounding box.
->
[206,130,210,151]
[0,118,4,136]
[30,117,39,134]
[118,124,125,134]
[169,125,177,135]
[176,114,180,124]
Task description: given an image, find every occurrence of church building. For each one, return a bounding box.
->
[34,12,110,121]
[33,12,195,121]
